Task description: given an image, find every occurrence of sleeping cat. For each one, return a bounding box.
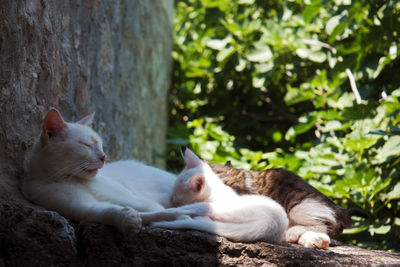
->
[22,109,204,233]
[23,109,347,247]
[208,160,356,248]
[149,147,289,243]
[23,109,287,244]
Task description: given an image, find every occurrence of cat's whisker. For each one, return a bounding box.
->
[47,161,92,181]
[70,161,94,176]
[47,164,76,180]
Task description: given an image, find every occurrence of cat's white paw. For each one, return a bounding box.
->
[149,221,174,229]
[298,231,330,249]
[285,226,304,243]
[120,207,142,234]
[177,214,191,220]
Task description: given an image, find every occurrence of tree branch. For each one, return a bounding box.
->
[345,68,362,104]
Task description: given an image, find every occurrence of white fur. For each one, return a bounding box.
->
[23,110,177,233]
[150,148,289,244]
[23,110,288,241]
[288,198,336,226]
[285,198,335,249]
[244,172,255,192]
[298,231,330,249]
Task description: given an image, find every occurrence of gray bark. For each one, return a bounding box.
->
[0,0,173,178]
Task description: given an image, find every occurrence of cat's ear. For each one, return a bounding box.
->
[77,112,95,126]
[41,109,67,145]
[187,174,205,193]
[182,147,203,169]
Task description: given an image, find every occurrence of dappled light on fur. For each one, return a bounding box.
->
[150,148,289,243]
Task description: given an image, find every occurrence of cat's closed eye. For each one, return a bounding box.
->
[79,141,92,148]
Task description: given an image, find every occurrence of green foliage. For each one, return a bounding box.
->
[169,0,400,251]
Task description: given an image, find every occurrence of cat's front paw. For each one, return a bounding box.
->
[298,231,330,249]
[120,207,142,234]
[149,220,180,229]
[177,214,191,220]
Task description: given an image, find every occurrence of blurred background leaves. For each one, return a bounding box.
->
[168,0,400,251]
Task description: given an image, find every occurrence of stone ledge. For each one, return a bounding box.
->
[1,199,399,266]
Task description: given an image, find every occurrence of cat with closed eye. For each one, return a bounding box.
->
[22,109,287,244]
[149,147,289,243]
[23,109,190,234]
[23,109,357,248]
[156,148,358,248]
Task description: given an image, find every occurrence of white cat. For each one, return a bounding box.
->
[23,109,187,233]
[23,109,288,244]
[149,147,289,243]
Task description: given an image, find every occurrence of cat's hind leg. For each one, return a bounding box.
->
[286,198,335,248]
[298,231,330,249]
[285,225,306,243]
[285,225,330,249]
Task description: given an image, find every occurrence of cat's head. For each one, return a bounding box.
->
[28,109,106,181]
[170,147,214,206]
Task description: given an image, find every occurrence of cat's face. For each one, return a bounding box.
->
[170,148,211,206]
[30,109,106,181]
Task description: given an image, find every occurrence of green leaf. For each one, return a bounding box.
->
[296,48,309,59]
[343,226,368,234]
[369,178,391,201]
[303,1,322,23]
[374,136,400,164]
[369,225,391,236]
[328,13,349,43]
[216,46,236,62]
[296,48,326,62]
[221,20,243,36]
[238,0,254,4]
[284,89,314,106]
[252,76,266,88]
[325,14,342,35]
[247,46,273,62]
[201,0,229,8]
[235,57,247,71]
[206,37,230,50]
[308,51,327,63]
[387,183,400,200]
[255,62,274,73]
[285,115,317,141]
[319,120,342,132]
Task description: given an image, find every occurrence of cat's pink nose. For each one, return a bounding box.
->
[99,154,106,163]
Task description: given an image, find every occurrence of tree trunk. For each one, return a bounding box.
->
[0,0,173,179]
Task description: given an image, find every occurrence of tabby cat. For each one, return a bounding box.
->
[208,160,357,248]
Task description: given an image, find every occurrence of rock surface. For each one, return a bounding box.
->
[2,202,400,266]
